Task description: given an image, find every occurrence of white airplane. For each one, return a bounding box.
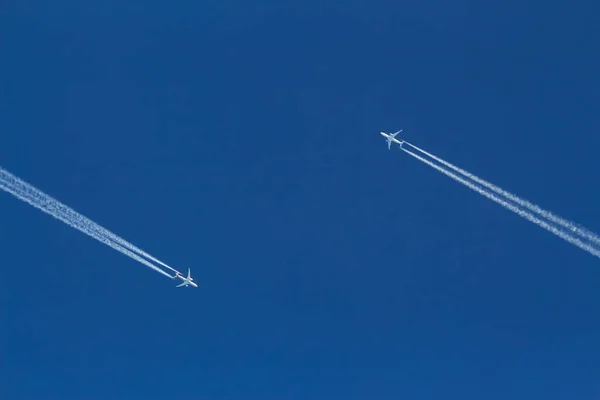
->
[174,268,198,288]
[380,130,403,149]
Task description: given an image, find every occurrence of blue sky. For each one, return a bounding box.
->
[1,1,600,398]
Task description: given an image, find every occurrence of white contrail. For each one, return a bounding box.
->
[401,147,600,259]
[404,142,600,246]
[0,174,177,279]
[0,167,179,274]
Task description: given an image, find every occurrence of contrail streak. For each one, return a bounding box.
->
[0,167,179,273]
[401,147,600,259]
[404,142,600,247]
[0,170,177,278]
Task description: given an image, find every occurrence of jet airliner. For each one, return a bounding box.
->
[174,268,198,288]
[380,130,403,149]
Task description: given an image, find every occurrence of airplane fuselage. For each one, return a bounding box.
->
[380,131,403,143]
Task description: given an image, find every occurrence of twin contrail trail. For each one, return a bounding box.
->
[404,143,600,248]
[400,143,600,259]
[0,166,179,278]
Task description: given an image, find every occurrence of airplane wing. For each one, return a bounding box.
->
[177,282,187,287]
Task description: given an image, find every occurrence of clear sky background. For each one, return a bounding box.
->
[2,1,600,399]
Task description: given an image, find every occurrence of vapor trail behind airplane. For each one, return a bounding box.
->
[400,148,600,260]
[0,167,177,278]
[404,142,600,247]
[0,167,178,273]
